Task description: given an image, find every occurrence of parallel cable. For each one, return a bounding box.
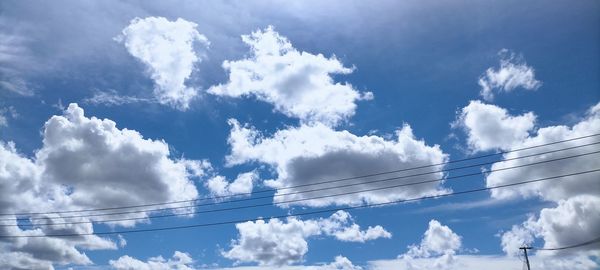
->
[4,144,598,224]
[0,147,600,227]
[534,236,600,251]
[2,133,598,217]
[1,168,598,238]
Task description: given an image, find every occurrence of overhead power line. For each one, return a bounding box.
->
[535,236,600,251]
[0,133,600,216]
[2,133,597,217]
[4,149,598,226]
[0,168,598,238]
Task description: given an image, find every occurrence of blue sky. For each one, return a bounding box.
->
[0,1,599,269]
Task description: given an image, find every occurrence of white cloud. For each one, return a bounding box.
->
[499,223,534,257]
[171,255,362,270]
[223,217,320,266]
[404,220,461,258]
[454,100,536,152]
[37,103,200,222]
[0,103,205,269]
[223,211,390,266]
[501,195,600,257]
[484,102,600,201]
[110,251,195,270]
[369,254,598,270]
[460,102,600,267]
[0,30,34,96]
[209,26,372,126]
[226,119,449,207]
[319,211,392,243]
[478,49,541,101]
[117,17,209,110]
[206,171,259,197]
[322,255,363,270]
[394,219,461,270]
[83,89,155,106]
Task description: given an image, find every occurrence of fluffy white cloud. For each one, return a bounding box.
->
[322,255,363,270]
[463,102,600,267]
[37,103,200,220]
[226,119,448,207]
[223,211,390,266]
[206,171,259,197]
[209,26,372,126]
[454,100,536,152]
[501,195,600,257]
[478,49,541,101]
[485,102,600,201]
[0,103,205,269]
[319,210,391,243]
[110,251,195,270]
[395,220,461,270]
[499,223,535,257]
[117,17,209,110]
[405,220,461,258]
[369,254,598,270]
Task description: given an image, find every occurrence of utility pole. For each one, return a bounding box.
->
[519,246,532,270]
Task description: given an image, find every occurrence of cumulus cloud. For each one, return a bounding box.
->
[319,210,392,243]
[322,255,363,270]
[369,254,598,270]
[110,251,195,270]
[0,103,205,269]
[226,119,449,207]
[484,102,600,201]
[454,100,536,152]
[395,219,462,270]
[37,103,200,220]
[478,49,541,101]
[117,17,209,110]
[461,102,600,267]
[209,26,372,126]
[206,171,259,197]
[223,211,390,266]
[501,195,600,257]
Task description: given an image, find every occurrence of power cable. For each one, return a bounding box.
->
[534,236,600,251]
[4,141,598,223]
[2,133,597,217]
[5,149,599,226]
[1,168,598,238]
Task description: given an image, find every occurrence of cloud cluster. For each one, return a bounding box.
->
[206,171,259,197]
[457,101,600,267]
[322,255,363,270]
[117,17,209,110]
[395,219,462,270]
[0,103,205,269]
[454,100,536,152]
[484,102,600,201]
[110,251,195,270]
[478,49,541,101]
[226,119,448,207]
[209,26,372,126]
[223,210,390,266]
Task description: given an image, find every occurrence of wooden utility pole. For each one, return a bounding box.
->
[519,246,532,270]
